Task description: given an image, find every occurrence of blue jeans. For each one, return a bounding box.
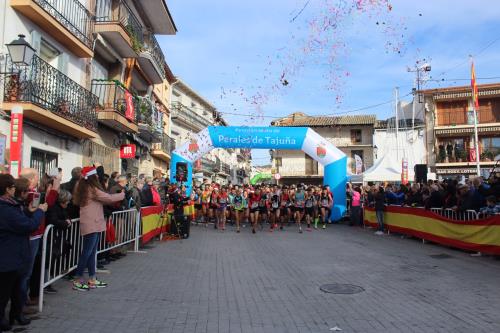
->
[376,210,384,231]
[20,238,40,304]
[75,233,99,279]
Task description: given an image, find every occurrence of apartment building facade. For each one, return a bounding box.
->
[0,0,177,180]
[270,112,376,185]
[421,83,500,178]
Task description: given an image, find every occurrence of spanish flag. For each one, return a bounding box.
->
[471,60,479,108]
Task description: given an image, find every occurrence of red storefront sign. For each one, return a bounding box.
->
[124,91,135,122]
[469,148,477,162]
[120,144,136,159]
[9,106,23,178]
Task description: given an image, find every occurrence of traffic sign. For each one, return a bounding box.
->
[274,173,281,180]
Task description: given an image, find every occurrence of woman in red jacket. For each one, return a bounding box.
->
[72,167,124,291]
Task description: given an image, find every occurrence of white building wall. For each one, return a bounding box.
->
[373,127,427,179]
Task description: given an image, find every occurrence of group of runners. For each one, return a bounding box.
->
[191,183,334,234]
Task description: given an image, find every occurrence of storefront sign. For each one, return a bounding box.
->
[120,144,136,159]
[9,106,23,178]
[401,158,408,185]
[124,91,135,122]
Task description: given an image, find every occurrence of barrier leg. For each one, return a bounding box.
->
[38,237,48,312]
[131,210,147,254]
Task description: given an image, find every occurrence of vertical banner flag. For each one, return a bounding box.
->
[471,61,479,109]
[401,158,408,185]
[9,106,23,178]
[354,154,362,174]
[124,91,135,122]
[469,148,477,162]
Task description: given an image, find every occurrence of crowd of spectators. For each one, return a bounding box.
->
[0,163,173,332]
[347,173,500,234]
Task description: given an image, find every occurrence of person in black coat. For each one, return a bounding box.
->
[425,184,444,210]
[0,174,46,330]
[140,177,154,207]
[61,167,81,219]
[374,187,386,235]
[46,190,73,280]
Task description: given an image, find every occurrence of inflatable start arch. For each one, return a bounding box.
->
[170,126,347,221]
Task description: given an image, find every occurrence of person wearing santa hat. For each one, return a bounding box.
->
[71,166,125,291]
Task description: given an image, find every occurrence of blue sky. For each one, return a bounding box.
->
[159,0,500,165]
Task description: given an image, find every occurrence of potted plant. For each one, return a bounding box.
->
[5,74,20,102]
[438,145,446,163]
[480,150,494,161]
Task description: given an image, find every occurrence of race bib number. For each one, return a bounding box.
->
[272,202,279,208]
[306,200,313,208]
[322,199,329,206]
[251,202,258,209]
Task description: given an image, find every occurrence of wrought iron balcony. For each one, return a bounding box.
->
[152,134,175,161]
[138,33,166,83]
[95,0,144,57]
[11,0,93,57]
[2,55,98,137]
[171,101,213,132]
[135,97,163,141]
[91,79,138,133]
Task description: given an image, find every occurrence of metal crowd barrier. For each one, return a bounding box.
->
[38,209,140,312]
[97,209,139,254]
[430,208,479,221]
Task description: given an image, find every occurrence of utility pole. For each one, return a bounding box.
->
[408,61,432,130]
[395,87,399,161]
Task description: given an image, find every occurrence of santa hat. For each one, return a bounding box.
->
[81,166,97,180]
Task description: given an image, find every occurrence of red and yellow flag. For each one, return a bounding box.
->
[471,61,479,108]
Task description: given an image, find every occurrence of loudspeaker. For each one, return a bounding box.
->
[175,162,188,182]
[414,164,427,183]
[170,214,190,239]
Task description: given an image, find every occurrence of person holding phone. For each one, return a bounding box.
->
[0,174,47,330]
[72,166,124,291]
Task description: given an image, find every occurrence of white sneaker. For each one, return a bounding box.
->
[374,231,384,235]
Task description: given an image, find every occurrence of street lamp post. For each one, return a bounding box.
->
[2,34,37,177]
[5,34,36,66]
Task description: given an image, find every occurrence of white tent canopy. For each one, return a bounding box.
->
[362,153,410,182]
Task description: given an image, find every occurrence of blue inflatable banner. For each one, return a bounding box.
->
[170,126,347,220]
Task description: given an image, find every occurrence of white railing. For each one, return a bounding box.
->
[430,208,479,221]
[97,209,139,254]
[39,209,140,312]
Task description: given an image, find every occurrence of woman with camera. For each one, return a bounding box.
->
[0,174,47,331]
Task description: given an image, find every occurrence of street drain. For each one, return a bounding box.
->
[320,283,364,295]
[429,254,452,259]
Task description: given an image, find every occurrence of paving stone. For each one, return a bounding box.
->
[25,223,500,333]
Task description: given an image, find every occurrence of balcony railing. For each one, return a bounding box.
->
[2,55,98,131]
[437,108,500,126]
[91,79,134,120]
[142,33,166,78]
[152,134,175,154]
[95,0,144,52]
[171,101,213,131]
[135,97,163,134]
[33,0,93,47]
